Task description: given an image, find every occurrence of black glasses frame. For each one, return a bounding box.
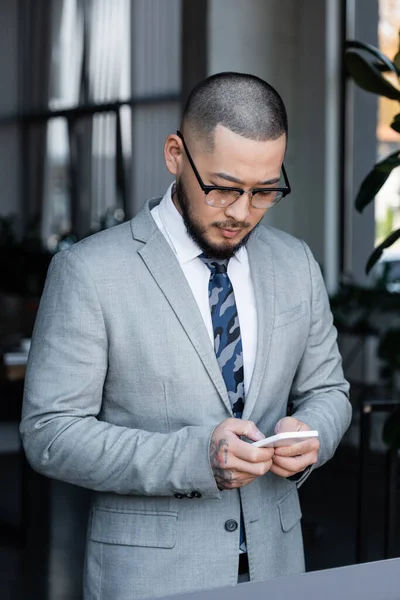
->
[176,130,291,207]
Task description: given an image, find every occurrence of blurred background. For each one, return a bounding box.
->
[1,0,400,598]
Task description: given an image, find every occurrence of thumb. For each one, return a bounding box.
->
[275,416,310,434]
[229,419,265,442]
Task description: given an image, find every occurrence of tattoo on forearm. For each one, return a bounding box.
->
[210,438,234,490]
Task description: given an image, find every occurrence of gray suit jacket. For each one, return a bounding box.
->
[20,198,351,599]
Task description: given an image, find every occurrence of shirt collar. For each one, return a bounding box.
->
[157,182,245,266]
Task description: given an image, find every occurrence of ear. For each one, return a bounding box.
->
[164,134,183,176]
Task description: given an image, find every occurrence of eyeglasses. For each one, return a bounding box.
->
[176,130,291,209]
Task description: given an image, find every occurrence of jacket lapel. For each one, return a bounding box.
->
[242,230,275,421]
[131,200,232,415]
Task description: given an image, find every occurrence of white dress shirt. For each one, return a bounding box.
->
[151,183,257,396]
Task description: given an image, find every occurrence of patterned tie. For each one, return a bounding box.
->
[200,256,245,418]
[200,255,246,553]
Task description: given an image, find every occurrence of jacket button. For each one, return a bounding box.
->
[191,491,202,499]
[225,519,238,532]
[174,493,184,499]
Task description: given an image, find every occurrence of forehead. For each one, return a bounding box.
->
[194,125,286,182]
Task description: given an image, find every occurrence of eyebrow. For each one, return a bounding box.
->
[210,172,280,186]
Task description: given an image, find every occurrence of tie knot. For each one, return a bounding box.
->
[199,254,229,275]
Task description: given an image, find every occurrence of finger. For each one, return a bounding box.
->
[272,452,317,473]
[275,416,310,434]
[210,433,273,479]
[232,438,275,463]
[274,438,320,457]
[272,454,303,473]
[227,419,265,443]
[229,456,274,478]
[270,463,292,478]
[212,435,274,469]
[216,469,258,490]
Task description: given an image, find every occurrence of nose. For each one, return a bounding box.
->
[224,191,251,222]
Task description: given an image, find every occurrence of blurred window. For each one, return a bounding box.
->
[42,0,133,247]
[18,0,182,252]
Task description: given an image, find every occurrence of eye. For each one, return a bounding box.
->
[256,190,274,197]
[218,189,237,196]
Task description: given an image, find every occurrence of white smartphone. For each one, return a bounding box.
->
[251,430,319,448]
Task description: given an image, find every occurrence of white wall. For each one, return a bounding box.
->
[208,0,328,264]
[344,0,378,286]
[208,0,380,287]
[208,0,380,291]
[0,0,21,223]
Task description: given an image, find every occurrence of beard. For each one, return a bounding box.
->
[174,176,255,260]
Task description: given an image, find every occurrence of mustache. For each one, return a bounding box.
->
[212,221,250,230]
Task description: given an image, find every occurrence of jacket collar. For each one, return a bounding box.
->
[130,199,274,420]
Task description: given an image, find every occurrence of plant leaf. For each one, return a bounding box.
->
[345,50,400,100]
[355,151,400,212]
[366,228,400,273]
[390,112,400,133]
[374,61,396,73]
[383,408,400,449]
[346,40,400,76]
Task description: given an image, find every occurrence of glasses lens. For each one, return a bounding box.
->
[205,189,239,207]
[252,190,283,208]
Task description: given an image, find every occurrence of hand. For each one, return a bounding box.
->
[210,418,274,490]
[270,417,320,478]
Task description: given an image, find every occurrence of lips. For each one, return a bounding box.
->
[220,228,242,239]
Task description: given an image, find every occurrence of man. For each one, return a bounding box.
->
[21,72,351,599]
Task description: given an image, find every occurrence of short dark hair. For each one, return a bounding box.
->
[181,72,288,150]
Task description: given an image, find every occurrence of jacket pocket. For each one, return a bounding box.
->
[278,489,302,532]
[90,507,178,548]
[274,302,308,329]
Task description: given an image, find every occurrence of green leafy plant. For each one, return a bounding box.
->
[345,39,400,451]
[345,38,400,272]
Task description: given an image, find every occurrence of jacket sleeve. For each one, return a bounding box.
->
[289,241,352,483]
[20,249,220,498]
